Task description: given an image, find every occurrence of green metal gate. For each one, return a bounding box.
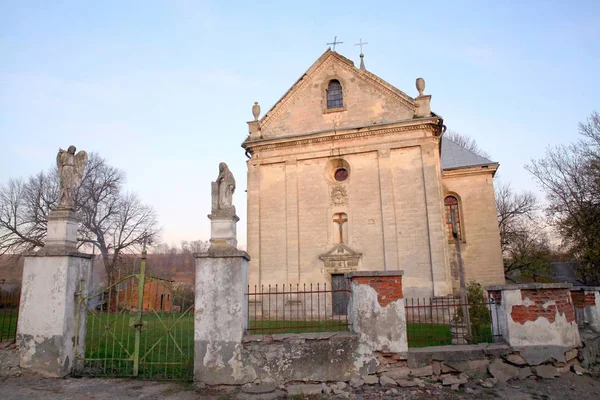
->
[74,250,194,381]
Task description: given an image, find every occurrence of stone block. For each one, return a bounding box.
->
[286,384,323,395]
[396,379,418,387]
[518,367,532,380]
[362,375,379,385]
[535,365,559,379]
[410,365,434,377]
[442,374,468,386]
[488,359,519,382]
[383,367,410,381]
[379,375,397,387]
[504,354,527,366]
[349,377,364,388]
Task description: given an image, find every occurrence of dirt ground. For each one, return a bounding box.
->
[1,372,600,400]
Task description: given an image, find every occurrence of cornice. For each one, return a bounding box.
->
[442,164,499,177]
[243,118,440,153]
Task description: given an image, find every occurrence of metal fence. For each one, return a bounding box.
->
[0,286,20,342]
[246,283,351,335]
[405,296,502,347]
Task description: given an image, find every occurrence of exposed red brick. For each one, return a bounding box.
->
[510,288,575,325]
[571,291,596,308]
[351,275,403,307]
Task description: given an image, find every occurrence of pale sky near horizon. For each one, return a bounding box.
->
[1,1,599,248]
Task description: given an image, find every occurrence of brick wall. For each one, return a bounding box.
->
[510,289,575,325]
[571,291,597,308]
[349,274,403,307]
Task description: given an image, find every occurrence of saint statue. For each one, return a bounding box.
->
[211,162,236,214]
[56,145,88,210]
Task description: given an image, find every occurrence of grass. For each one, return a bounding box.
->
[407,322,494,348]
[82,311,194,381]
[247,318,350,334]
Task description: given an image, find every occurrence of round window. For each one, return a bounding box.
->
[334,168,349,182]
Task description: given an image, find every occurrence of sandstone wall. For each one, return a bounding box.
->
[442,170,505,289]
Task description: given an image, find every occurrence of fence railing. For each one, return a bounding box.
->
[0,286,21,342]
[246,283,351,335]
[405,296,502,347]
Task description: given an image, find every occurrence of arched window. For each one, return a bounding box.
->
[327,80,343,109]
[444,195,463,242]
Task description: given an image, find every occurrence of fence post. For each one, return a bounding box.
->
[346,271,407,355]
[486,283,581,348]
[16,209,92,377]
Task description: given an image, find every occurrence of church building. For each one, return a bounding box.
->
[242,49,505,299]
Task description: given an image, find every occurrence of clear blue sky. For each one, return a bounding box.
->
[1,1,598,247]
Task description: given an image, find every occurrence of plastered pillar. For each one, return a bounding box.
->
[17,209,91,377]
[193,248,250,384]
[347,271,407,362]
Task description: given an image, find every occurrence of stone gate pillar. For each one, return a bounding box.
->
[194,162,251,385]
[17,209,92,377]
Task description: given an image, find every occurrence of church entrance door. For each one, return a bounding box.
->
[331,274,349,315]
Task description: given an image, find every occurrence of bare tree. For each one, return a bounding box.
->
[526,111,600,284]
[495,183,538,252]
[444,130,491,159]
[0,153,160,294]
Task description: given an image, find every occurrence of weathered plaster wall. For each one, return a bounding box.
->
[194,252,251,385]
[241,333,366,384]
[442,170,505,290]
[489,284,581,349]
[348,271,408,374]
[17,253,91,377]
[571,288,600,331]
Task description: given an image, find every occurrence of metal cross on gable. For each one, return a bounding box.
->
[354,38,368,53]
[327,36,343,51]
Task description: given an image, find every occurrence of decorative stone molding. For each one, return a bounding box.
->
[330,185,348,206]
[319,243,362,274]
[244,122,439,153]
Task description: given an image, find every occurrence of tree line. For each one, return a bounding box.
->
[448,110,600,285]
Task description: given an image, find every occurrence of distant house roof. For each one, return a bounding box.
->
[441,137,498,171]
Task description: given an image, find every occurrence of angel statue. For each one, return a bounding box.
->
[56,145,87,210]
[211,162,236,214]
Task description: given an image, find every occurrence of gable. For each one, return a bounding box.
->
[259,50,416,139]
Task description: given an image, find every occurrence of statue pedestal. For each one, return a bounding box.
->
[208,213,239,248]
[45,208,79,251]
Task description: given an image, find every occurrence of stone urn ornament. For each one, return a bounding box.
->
[252,102,260,121]
[416,77,425,96]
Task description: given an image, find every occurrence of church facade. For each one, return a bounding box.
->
[242,50,504,299]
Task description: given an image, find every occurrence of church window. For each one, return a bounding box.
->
[327,80,343,109]
[334,168,348,182]
[444,195,463,242]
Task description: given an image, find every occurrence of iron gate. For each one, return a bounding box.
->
[74,252,194,380]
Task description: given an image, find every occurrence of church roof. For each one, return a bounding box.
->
[440,137,498,171]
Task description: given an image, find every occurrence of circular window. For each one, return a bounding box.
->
[334,168,348,182]
[324,158,350,184]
